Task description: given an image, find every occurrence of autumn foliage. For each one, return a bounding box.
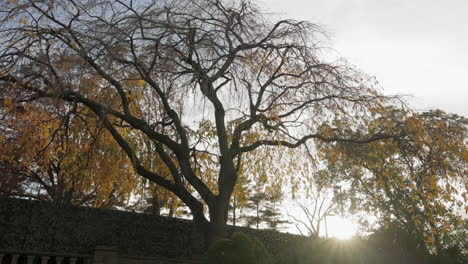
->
[0,0,466,253]
[318,109,468,255]
[0,98,138,207]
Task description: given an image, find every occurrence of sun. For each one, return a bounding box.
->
[326,216,358,240]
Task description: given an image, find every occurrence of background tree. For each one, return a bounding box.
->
[241,184,289,230]
[0,0,398,243]
[318,109,468,256]
[258,191,289,230]
[444,218,468,263]
[287,168,342,238]
[289,189,337,237]
[0,97,139,207]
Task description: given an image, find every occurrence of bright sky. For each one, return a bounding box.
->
[263,0,468,238]
[265,0,468,116]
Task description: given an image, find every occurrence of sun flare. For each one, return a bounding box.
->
[326,216,358,240]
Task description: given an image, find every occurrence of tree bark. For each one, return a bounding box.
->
[207,199,230,242]
[232,198,237,227]
[150,195,161,216]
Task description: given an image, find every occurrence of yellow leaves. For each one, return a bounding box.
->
[377,176,385,189]
[462,192,468,202]
[320,125,334,138]
[1,98,14,112]
[428,177,438,191]
[440,220,450,233]
[405,115,425,137]
[136,79,146,87]
[58,61,72,71]
[122,75,146,88]
[26,31,37,38]
[426,235,435,245]
[329,149,340,163]
[243,131,260,145]
[435,121,445,129]
[1,100,139,206]
[461,148,468,162]
[18,19,27,25]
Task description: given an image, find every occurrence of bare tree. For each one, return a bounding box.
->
[289,190,337,237]
[0,0,399,244]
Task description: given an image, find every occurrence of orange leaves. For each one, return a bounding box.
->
[317,108,467,254]
[329,149,340,164]
[1,97,14,112]
[123,78,146,88]
[426,235,435,246]
[318,124,334,138]
[398,181,406,189]
[461,148,468,162]
[0,99,138,207]
[427,177,439,191]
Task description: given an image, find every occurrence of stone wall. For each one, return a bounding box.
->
[0,197,443,264]
[0,198,300,262]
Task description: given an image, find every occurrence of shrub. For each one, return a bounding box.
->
[205,232,272,264]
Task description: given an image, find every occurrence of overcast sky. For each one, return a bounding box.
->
[264,0,468,116]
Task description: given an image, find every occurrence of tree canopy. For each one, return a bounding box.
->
[318,109,468,255]
[0,96,139,207]
[0,0,403,243]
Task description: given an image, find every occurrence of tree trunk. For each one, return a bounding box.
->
[150,195,161,216]
[168,198,175,217]
[184,196,229,248]
[316,219,321,237]
[256,202,259,230]
[232,199,237,227]
[205,220,227,245]
[207,200,229,243]
[202,162,237,245]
